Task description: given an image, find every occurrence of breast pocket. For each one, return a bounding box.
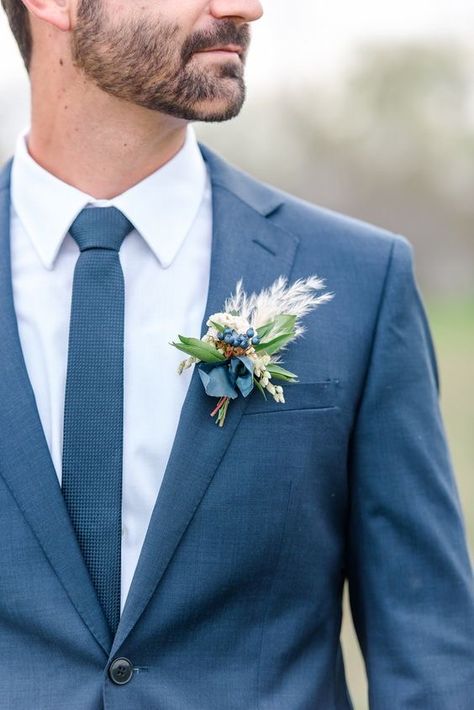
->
[198,380,343,582]
[242,378,341,415]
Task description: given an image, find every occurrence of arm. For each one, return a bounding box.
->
[347,236,474,708]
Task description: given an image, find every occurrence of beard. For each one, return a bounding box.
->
[70,0,251,122]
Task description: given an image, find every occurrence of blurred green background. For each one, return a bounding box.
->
[196,39,474,709]
[196,42,474,707]
[1,2,473,707]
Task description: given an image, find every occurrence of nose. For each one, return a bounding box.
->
[209,0,264,23]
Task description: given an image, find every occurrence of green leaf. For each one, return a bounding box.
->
[170,342,200,359]
[254,331,295,355]
[178,335,225,355]
[255,321,275,340]
[170,342,206,360]
[269,314,298,334]
[266,363,299,381]
[209,320,226,332]
[254,377,267,399]
[171,337,226,363]
[256,314,297,344]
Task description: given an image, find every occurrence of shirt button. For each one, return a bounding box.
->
[108,657,134,685]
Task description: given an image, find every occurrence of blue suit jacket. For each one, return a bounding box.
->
[0,144,473,709]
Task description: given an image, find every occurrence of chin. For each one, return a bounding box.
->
[191,84,246,122]
[191,99,245,122]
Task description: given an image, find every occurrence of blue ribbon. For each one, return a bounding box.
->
[198,355,255,400]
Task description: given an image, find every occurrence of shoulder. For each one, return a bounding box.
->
[199,142,412,270]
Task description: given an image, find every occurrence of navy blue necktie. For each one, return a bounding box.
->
[62,206,133,634]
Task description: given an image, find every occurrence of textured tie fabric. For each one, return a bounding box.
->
[61,206,133,635]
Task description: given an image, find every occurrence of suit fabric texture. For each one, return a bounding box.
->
[0,144,473,709]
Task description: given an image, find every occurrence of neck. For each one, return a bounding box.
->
[27,72,189,200]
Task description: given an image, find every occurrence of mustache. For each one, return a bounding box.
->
[181,20,251,64]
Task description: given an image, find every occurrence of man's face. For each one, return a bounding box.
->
[70,0,263,122]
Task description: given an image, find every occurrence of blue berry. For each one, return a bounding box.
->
[252,336,260,345]
[246,328,255,338]
[232,337,240,346]
[224,335,233,344]
[217,331,224,340]
[240,339,249,349]
[223,327,232,335]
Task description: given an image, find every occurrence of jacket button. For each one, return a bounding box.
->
[108,657,134,685]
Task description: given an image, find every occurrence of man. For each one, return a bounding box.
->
[0,1,473,708]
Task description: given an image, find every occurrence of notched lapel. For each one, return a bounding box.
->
[111,151,300,657]
[0,163,112,656]
[0,150,301,659]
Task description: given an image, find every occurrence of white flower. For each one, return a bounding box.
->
[274,385,285,403]
[224,275,335,338]
[206,311,251,337]
[265,381,286,403]
[177,356,199,374]
[250,352,272,378]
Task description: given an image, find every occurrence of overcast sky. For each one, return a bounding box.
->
[1,0,473,144]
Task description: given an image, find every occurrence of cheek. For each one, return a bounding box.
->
[129,0,205,26]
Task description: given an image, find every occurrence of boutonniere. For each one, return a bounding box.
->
[170,276,334,427]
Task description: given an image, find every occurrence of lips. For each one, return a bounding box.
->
[196,45,243,56]
[182,22,251,64]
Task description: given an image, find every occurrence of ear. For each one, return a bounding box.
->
[20,0,72,32]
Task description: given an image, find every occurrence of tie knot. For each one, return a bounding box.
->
[69,206,133,252]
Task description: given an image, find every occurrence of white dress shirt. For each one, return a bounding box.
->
[10,125,212,614]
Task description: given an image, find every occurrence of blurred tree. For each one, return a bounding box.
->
[198,40,474,298]
[2,39,473,295]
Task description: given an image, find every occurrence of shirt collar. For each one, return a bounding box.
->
[10,124,208,270]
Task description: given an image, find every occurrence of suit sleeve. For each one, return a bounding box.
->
[346,235,474,708]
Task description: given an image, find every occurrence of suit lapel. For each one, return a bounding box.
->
[110,145,300,657]
[0,161,112,656]
[0,143,300,660]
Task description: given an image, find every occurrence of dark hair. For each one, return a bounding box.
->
[1,0,32,71]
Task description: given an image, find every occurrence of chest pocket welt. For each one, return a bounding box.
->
[243,379,341,415]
